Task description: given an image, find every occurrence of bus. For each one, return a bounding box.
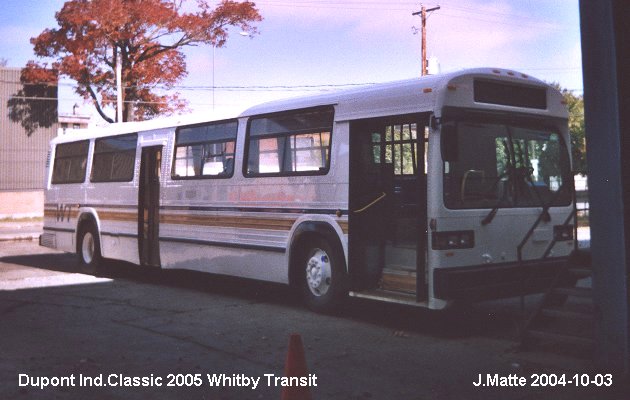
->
[40,68,576,312]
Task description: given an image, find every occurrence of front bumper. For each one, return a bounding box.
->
[39,232,57,249]
[433,257,569,301]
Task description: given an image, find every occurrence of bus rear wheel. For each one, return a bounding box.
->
[77,224,103,275]
[299,238,347,313]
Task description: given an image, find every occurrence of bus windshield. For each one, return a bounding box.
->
[443,120,572,209]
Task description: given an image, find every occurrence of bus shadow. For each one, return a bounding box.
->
[132,261,527,342]
[102,259,303,309]
[0,251,301,308]
[105,260,526,342]
[2,252,526,342]
[341,296,526,342]
[0,252,79,274]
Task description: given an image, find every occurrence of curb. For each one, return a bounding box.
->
[0,234,40,243]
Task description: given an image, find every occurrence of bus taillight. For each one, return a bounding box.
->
[554,225,574,241]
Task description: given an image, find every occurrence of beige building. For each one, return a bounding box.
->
[0,67,58,219]
[59,105,91,135]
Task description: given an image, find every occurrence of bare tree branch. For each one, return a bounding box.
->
[86,84,114,123]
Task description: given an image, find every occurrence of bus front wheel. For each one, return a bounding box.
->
[77,224,103,275]
[299,238,348,313]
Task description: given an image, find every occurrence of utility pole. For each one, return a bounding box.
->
[116,47,123,123]
[412,5,440,76]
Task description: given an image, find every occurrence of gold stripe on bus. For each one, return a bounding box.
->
[43,209,81,219]
[159,213,296,231]
[98,211,138,222]
[337,220,349,234]
[44,206,349,233]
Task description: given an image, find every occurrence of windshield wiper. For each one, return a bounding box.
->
[482,167,567,226]
[521,167,551,222]
[481,174,509,225]
[481,204,500,226]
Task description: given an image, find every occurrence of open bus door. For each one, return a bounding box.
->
[349,114,428,300]
[138,146,162,267]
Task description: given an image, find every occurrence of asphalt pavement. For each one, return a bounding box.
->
[1,238,627,400]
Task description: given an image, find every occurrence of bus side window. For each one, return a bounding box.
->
[245,106,334,177]
[91,134,137,183]
[51,140,90,184]
[173,120,238,179]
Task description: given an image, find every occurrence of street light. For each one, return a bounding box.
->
[211,32,252,111]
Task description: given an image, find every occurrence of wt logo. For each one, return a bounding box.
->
[55,204,74,222]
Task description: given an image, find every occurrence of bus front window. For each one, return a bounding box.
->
[443,121,571,209]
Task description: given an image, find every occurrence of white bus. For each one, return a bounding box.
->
[40,68,576,312]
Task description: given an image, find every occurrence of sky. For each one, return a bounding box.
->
[0,0,583,126]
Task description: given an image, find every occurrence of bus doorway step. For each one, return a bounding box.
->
[380,266,417,293]
[349,288,428,307]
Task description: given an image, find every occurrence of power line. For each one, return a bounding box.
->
[256,0,567,25]
[0,79,381,91]
[0,95,57,101]
[435,11,561,30]
[1,73,582,92]
[257,0,417,11]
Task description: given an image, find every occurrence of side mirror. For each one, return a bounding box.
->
[441,124,458,162]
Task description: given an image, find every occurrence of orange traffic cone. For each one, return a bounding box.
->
[281,333,312,400]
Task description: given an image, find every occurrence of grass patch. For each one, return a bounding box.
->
[0,216,43,223]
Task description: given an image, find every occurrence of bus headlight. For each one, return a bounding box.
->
[432,230,475,250]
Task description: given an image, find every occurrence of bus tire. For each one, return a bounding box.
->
[298,237,348,313]
[77,223,103,275]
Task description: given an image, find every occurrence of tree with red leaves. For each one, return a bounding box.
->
[26,0,262,123]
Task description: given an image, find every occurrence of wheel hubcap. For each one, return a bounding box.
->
[306,248,331,297]
[82,232,95,264]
